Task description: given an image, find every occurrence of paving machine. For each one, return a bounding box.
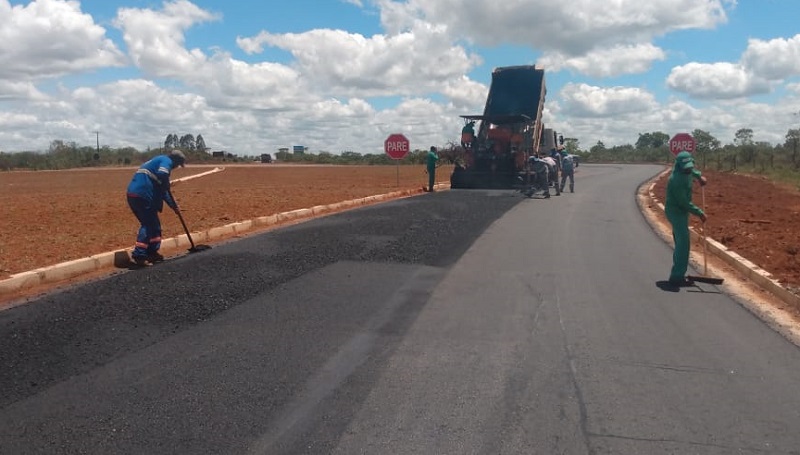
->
[451,65,547,189]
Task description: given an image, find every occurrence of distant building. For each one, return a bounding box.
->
[212,150,235,160]
[292,145,306,155]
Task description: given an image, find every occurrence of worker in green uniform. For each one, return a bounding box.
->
[426,146,439,192]
[665,151,708,286]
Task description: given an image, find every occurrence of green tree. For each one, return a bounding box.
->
[196,134,207,153]
[734,128,755,164]
[179,134,196,150]
[589,140,606,154]
[691,129,720,169]
[635,131,669,149]
[563,138,580,155]
[165,134,179,149]
[785,128,800,168]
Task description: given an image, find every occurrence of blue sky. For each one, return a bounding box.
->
[2,0,800,155]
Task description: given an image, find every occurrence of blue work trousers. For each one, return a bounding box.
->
[127,196,162,259]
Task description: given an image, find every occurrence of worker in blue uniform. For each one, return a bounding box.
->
[126,150,185,265]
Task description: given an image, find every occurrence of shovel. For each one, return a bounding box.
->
[170,191,211,253]
[687,186,724,285]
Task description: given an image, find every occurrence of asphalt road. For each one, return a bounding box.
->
[2,164,800,454]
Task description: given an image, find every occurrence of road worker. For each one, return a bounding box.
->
[426,146,439,192]
[461,120,476,149]
[525,154,551,198]
[540,154,561,196]
[126,150,185,265]
[559,149,576,193]
[665,151,708,286]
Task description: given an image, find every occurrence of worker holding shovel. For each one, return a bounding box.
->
[665,151,708,286]
[126,149,185,266]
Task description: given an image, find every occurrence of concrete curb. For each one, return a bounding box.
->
[0,184,445,299]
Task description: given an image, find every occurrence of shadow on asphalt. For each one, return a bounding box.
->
[655,280,681,292]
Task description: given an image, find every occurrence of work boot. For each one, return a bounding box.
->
[147,252,165,263]
[668,277,694,287]
[570,184,574,193]
[132,256,151,267]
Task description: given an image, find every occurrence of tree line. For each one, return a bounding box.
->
[573,127,800,178]
[2,128,799,180]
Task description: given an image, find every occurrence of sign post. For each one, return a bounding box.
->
[384,133,410,186]
[669,133,696,156]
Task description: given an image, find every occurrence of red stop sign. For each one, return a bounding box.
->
[384,133,410,160]
[669,133,696,156]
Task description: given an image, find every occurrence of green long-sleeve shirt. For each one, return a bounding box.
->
[665,165,704,217]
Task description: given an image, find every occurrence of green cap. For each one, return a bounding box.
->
[676,151,694,170]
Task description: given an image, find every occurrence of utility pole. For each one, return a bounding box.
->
[94,131,100,153]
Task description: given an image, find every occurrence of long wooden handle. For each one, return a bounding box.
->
[702,186,708,275]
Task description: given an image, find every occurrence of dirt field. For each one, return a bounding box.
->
[2,163,799,297]
[0,164,451,280]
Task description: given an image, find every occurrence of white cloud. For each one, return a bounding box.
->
[666,33,800,100]
[389,0,728,60]
[0,0,124,80]
[114,0,220,79]
[539,43,666,78]
[441,76,488,111]
[742,34,800,81]
[237,24,481,98]
[666,62,772,99]
[404,0,728,51]
[559,83,658,117]
[0,80,47,101]
[0,112,39,129]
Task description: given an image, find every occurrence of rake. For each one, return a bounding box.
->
[687,186,724,285]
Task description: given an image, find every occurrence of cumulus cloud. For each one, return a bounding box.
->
[441,76,488,111]
[539,43,667,77]
[0,0,124,80]
[667,33,800,100]
[114,0,220,79]
[0,81,47,101]
[666,62,772,99]
[559,83,658,117]
[397,0,728,52]
[742,34,800,81]
[237,24,481,98]
[113,2,315,110]
[366,0,731,78]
